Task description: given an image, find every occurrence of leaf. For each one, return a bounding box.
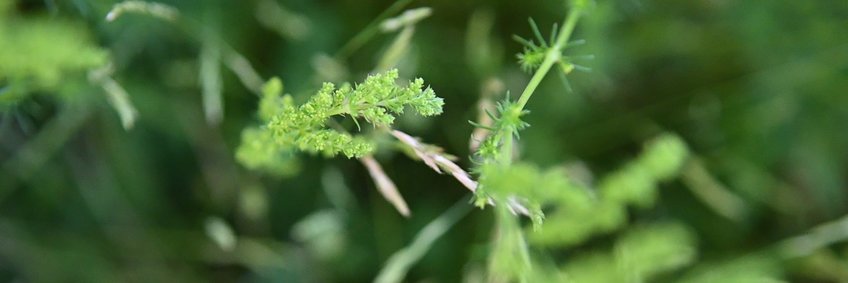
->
[361,156,410,217]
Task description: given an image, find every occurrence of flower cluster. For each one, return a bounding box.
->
[266,69,442,158]
[237,69,444,175]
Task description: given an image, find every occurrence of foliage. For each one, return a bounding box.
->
[562,223,697,282]
[0,3,106,104]
[527,134,689,247]
[242,69,442,160]
[2,0,848,282]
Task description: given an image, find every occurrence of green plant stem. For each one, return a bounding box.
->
[680,158,748,222]
[375,25,415,72]
[500,131,514,165]
[515,8,582,111]
[334,0,414,60]
[498,8,582,164]
[374,196,473,283]
[778,214,848,259]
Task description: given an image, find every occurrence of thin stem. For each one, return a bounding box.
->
[374,25,415,72]
[680,158,748,222]
[375,196,473,283]
[96,73,139,129]
[200,30,224,125]
[497,7,582,164]
[778,214,848,258]
[334,0,414,60]
[515,8,582,111]
[500,131,513,165]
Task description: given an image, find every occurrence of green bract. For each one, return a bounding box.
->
[472,97,529,164]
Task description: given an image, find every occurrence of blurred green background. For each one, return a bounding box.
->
[1,0,848,282]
